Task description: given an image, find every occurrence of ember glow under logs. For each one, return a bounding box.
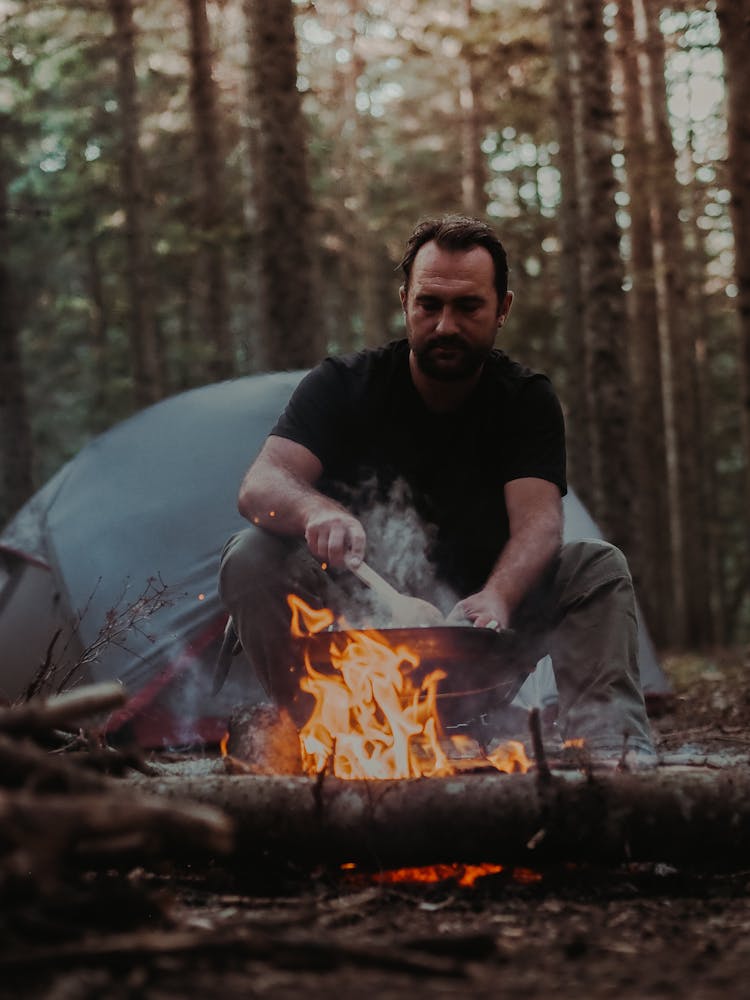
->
[288,594,530,780]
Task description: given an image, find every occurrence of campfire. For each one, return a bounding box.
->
[288,594,530,780]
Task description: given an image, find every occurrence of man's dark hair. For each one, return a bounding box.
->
[399,215,509,302]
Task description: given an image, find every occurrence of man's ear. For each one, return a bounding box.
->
[399,284,407,310]
[497,290,514,328]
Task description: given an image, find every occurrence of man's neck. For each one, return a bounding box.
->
[408,351,482,412]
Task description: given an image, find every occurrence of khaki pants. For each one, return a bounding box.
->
[219,528,655,755]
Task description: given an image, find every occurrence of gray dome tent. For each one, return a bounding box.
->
[0,372,670,746]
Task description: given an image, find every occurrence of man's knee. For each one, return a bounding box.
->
[219,526,295,602]
[558,538,633,594]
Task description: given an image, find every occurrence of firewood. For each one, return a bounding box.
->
[0,734,110,792]
[0,682,127,737]
[226,702,303,775]
[0,788,234,872]
[128,768,750,868]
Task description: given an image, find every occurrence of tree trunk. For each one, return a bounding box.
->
[185,0,234,382]
[640,0,712,647]
[244,0,322,370]
[546,0,594,511]
[715,0,750,620]
[345,0,382,350]
[572,0,634,555]
[107,0,162,406]
[0,147,34,522]
[614,0,670,644]
[86,236,112,432]
[682,105,726,645]
[459,0,487,218]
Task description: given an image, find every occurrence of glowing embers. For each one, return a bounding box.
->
[289,594,531,781]
[341,862,543,888]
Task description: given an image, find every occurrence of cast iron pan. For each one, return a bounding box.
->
[296,625,532,727]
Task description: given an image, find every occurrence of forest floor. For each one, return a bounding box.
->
[3,648,750,1000]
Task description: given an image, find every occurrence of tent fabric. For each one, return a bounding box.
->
[0,372,670,744]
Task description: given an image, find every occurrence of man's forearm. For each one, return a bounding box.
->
[238,464,340,536]
[238,444,366,567]
[484,515,562,621]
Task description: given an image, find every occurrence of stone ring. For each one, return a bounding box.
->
[486,619,500,631]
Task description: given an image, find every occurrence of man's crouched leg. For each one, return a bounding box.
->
[219,526,331,725]
[527,539,656,765]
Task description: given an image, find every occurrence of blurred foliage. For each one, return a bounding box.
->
[0,0,746,640]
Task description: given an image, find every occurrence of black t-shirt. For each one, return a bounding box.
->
[271,339,566,595]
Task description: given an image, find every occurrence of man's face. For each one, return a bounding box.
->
[400,242,513,382]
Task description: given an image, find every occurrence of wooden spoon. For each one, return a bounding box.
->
[348,560,445,627]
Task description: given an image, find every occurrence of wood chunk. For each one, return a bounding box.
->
[226,703,303,775]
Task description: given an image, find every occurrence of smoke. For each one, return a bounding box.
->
[166,648,264,750]
[353,477,461,619]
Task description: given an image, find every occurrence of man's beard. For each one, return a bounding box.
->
[412,335,491,382]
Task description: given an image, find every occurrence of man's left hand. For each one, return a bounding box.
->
[447,590,513,631]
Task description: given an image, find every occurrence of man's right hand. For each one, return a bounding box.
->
[304,509,366,569]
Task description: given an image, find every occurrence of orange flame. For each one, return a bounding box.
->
[487,739,531,773]
[289,594,531,780]
[219,731,229,757]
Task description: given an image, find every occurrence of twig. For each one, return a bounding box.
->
[55,576,175,693]
[21,629,63,702]
[15,577,175,704]
[529,707,551,785]
[617,732,631,771]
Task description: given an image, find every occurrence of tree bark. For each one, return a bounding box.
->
[185,0,234,382]
[107,0,162,406]
[244,0,322,370]
[132,768,750,867]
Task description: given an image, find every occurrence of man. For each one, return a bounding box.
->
[220,215,655,764]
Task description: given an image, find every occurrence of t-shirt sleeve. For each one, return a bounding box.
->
[502,376,567,496]
[270,360,352,469]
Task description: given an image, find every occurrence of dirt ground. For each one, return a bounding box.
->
[3,649,750,1000]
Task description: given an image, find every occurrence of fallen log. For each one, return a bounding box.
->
[129,767,750,868]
